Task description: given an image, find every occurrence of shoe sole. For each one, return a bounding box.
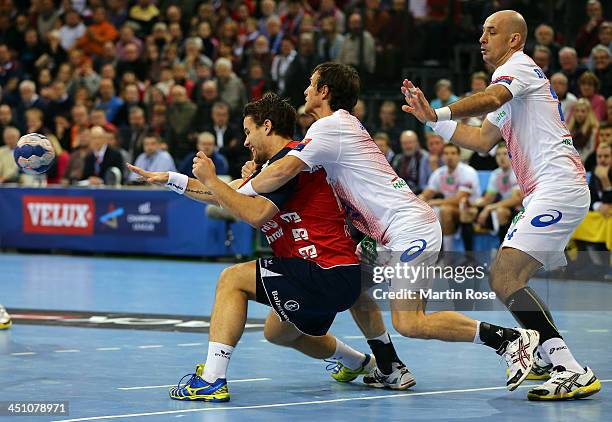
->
[527,379,601,401]
[506,368,551,381]
[507,330,540,391]
[363,376,416,390]
[170,394,230,402]
[0,321,11,330]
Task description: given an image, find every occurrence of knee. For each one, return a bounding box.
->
[264,326,295,346]
[216,267,237,295]
[392,312,429,339]
[488,261,512,301]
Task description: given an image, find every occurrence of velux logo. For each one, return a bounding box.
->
[22,195,94,235]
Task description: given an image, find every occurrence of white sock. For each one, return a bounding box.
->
[330,339,366,370]
[541,338,583,373]
[473,320,484,344]
[203,342,234,383]
[443,234,454,251]
[537,345,552,364]
[368,331,391,344]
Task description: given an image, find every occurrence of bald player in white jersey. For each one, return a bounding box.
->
[402,10,600,401]
[239,62,539,392]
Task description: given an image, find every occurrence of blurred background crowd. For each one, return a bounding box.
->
[0,0,609,197]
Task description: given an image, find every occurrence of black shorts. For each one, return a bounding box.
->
[255,257,361,336]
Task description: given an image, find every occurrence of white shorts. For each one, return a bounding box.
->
[501,185,589,270]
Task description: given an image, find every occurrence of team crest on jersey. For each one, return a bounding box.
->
[293,138,312,152]
[492,75,514,85]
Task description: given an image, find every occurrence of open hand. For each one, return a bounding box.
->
[401,79,437,123]
[127,163,169,185]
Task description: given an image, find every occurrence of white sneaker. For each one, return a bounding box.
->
[0,305,11,330]
[527,366,601,401]
[363,363,416,390]
[506,347,553,380]
[501,328,539,391]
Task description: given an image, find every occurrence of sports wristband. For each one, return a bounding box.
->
[426,120,458,141]
[434,106,452,121]
[166,171,188,194]
[237,180,258,196]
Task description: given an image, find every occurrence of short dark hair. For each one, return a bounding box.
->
[243,92,296,139]
[313,62,360,112]
[443,143,461,154]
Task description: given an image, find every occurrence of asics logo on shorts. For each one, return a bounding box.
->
[400,239,427,263]
[531,210,562,227]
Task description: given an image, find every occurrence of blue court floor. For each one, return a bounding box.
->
[0,253,610,421]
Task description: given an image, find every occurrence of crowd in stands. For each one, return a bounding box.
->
[0,0,610,250]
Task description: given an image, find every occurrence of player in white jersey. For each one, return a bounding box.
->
[239,62,539,391]
[402,10,600,400]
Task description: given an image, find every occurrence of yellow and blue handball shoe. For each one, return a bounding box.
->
[326,354,376,383]
[169,364,230,402]
[0,305,11,330]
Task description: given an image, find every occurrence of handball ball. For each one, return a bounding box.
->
[13,133,55,175]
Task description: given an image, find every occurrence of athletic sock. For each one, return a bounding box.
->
[203,342,234,383]
[367,331,402,375]
[504,286,560,343]
[537,345,552,364]
[443,234,455,252]
[541,338,584,373]
[330,339,366,370]
[474,320,520,352]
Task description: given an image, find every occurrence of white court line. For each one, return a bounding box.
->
[55,349,80,353]
[11,352,36,356]
[97,347,121,351]
[55,379,611,422]
[118,378,272,391]
[176,343,203,347]
[138,345,163,349]
[587,329,609,333]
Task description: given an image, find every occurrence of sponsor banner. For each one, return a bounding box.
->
[22,195,95,235]
[96,200,167,236]
[8,309,265,333]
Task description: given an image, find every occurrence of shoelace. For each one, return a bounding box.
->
[324,359,341,374]
[176,372,199,390]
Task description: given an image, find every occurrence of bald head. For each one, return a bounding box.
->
[480,10,528,68]
[491,10,527,46]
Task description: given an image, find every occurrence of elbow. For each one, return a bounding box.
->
[488,96,502,111]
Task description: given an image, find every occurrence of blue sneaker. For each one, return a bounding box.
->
[169,365,230,402]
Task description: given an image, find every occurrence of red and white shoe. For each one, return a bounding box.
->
[500,328,539,391]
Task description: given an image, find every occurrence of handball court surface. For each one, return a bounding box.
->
[1,253,610,422]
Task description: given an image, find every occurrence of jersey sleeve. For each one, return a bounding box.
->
[490,59,530,99]
[287,119,341,169]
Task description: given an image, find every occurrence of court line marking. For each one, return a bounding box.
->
[56,379,611,422]
[177,343,203,347]
[138,345,163,349]
[55,349,80,353]
[587,329,609,333]
[118,378,272,390]
[97,347,121,351]
[11,352,36,356]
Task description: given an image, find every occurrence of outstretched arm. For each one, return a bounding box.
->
[249,155,308,194]
[448,119,503,154]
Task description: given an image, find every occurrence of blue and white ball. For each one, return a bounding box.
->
[13,133,55,175]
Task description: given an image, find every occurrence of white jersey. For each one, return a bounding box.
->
[427,162,481,202]
[486,167,518,200]
[486,51,586,197]
[288,109,436,245]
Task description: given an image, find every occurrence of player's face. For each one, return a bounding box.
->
[304,71,323,115]
[442,147,460,168]
[596,147,611,167]
[243,116,268,165]
[479,17,512,67]
[495,146,511,169]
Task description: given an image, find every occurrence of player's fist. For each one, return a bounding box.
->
[192,151,217,184]
[241,160,258,179]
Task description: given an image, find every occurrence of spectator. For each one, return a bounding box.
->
[0,126,19,183]
[419,143,480,252]
[46,80,73,128]
[24,108,47,135]
[423,133,445,181]
[179,132,229,178]
[46,136,70,185]
[568,98,599,162]
[533,45,552,78]
[338,12,375,83]
[551,72,577,121]
[36,0,61,41]
[585,124,612,171]
[96,78,124,123]
[76,7,119,57]
[296,105,315,140]
[116,23,143,60]
[192,80,218,132]
[165,84,197,161]
[214,58,247,116]
[607,96,612,126]
[16,80,47,129]
[90,108,117,134]
[591,45,612,99]
[53,115,71,153]
[0,104,16,141]
[119,106,149,161]
[195,20,217,60]
[128,133,176,182]
[107,0,128,29]
[391,130,430,195]
[128,0,160,36]
[282,32,318,109]
[579,71,607,121]
[69,104,89,150]
[81,126,125,185]
[373,132,394,163]
[598,21,612,50]
[181,37,213,82]
[431,79,459,110]
[281,0,306,38]
[39,30,68,78]
[318,16,344,63]
[20,28,45,80]
[113,83,145,128]
[205,101,243,178]
[373,101,403,151]
[559,47,587,96]
[265,15,284,55]
[589,143,612,217]
[576,0,604,60]
[531,24,560,71]
[64,128,90,184]
[116,42,147,82]
[319,0,345,34]
[270,36,296,94]
[245,62,272,102]
[60,9,86,51]
[0,43,19,87]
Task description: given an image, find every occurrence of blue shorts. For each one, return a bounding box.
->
[255,257,361,336]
